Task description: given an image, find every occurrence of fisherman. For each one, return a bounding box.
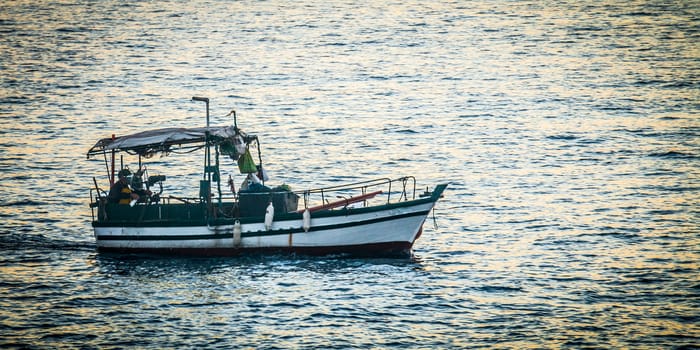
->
[108,169,140,204]
[129,167,152,202]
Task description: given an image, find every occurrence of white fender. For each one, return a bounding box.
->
[302,209,311,232]
[233,220,241,247]
[264,202,274,230]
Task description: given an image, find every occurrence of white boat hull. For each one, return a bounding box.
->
[94,198,437,256]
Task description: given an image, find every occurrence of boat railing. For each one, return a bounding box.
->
[88,186,205,221]
[295,176,417,212]
[89,176,418,221]
[89,187,108,222]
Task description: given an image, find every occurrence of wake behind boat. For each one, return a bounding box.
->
[87,97,447,257]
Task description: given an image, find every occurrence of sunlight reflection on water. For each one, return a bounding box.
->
[1,0,699,348]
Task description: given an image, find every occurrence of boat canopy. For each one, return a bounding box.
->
[87,125,254,158]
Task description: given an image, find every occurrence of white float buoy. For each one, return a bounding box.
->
[233,220,241,247]
[302,209,311,232]
[264,202,274,230]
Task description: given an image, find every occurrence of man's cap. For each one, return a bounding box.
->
[118,169,131,178]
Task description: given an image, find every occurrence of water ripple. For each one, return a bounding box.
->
[0,0,698,348]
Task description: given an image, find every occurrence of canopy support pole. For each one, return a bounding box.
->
[110,134,116,186]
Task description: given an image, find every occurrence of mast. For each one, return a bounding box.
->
[191,96,224,215]
[192,97,212,216]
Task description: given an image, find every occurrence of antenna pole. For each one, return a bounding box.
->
[191,96,210,127]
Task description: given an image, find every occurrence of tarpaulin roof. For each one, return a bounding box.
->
[87,126,250,158]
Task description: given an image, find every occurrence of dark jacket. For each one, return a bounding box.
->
[108,180,132,204]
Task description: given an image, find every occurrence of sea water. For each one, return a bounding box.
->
[1,1,698,348]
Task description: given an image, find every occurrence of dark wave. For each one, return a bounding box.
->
[0,199,47,207]
[663,81,698,89]
[648,150,696,159]
[547,134,579,140]
[476,285,524,293]
[0,233,94,253]
[55,26,91,33]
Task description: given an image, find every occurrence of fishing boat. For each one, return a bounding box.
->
[87,97,447,257]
